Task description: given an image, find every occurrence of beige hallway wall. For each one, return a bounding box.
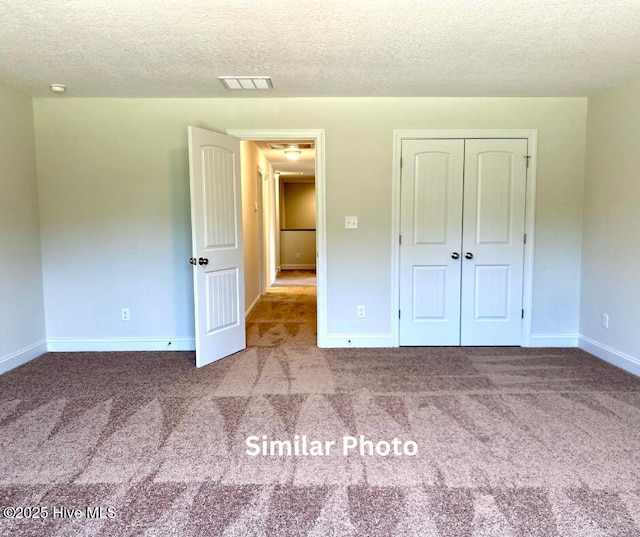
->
[239,141,272,313]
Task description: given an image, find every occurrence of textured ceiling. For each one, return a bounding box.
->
[1,0,640,98]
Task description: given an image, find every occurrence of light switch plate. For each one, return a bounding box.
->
[345,216,358,229]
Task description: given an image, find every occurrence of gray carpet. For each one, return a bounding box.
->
[1,289,640,535]
[270,270,317,287]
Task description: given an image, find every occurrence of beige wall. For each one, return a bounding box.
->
[280,231,316,268]
[240,141,272,311]
[280,182,316,268]
[282,182,316,229]
[581,75,640,365]
[0,83,46,369]
[33,97,587,343]
[239,141,259,312]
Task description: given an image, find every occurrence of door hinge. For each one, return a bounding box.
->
[524,155,531,168]
[524,233,527,244]
[399,235,402,246]
[400,157,403,169]
[521,309,524,319]
[399,310,401,319]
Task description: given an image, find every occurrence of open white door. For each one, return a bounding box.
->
[188,126,246,367]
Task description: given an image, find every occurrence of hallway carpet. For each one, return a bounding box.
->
[2,289,640,535]
[270,270,317,288]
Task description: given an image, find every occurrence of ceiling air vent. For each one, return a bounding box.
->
[218,76,274,90]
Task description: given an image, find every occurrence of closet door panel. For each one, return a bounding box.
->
[461,139,527,346]
[399,139,464,346]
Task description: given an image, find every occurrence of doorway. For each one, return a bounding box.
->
[275,172,316,290]
[253,142,316,290]
[228,129,327,347]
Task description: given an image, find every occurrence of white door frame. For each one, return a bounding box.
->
[227,129,327,347]
[256,165,266,295]
[391,129,538,347]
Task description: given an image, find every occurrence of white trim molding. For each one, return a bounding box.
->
[324,334,394,348]
[579,336,640,377]
[245,294,261,318]
[47,338,196,352]
[227,129,327,347]
[527,334,579,348]
[391,129,538,348]
[280,264,316,270]
[0,340,47,374]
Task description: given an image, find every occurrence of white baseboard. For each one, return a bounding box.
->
[579,335,640,377]
[0,340,47,374]
[525,333,579,347]
[280,264,316,270]
[321,334,393,348]
[245,294,261,318]
[47,337,195,352]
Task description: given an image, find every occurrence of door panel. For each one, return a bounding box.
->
[414,152,450,244]
[413,266,447,319]
[461,139,527,346]
[399,140,464,345]
[188,127,246,367]
[205,269,240,333]
[474,265,511,319]
[203,146,237,248]
[475,152,513,244]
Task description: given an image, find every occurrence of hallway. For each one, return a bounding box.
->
[270,269,317,288]
[246,285,317,348]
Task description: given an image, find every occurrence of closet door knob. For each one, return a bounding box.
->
[189,257,197,265]
[198,257,209,265]
[451,252,460,259]
[465,252,474,260]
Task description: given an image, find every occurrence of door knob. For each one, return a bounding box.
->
[198,257,209,265]
[465,252,474,259]
[451,252,460,259]
[189,257,197,265]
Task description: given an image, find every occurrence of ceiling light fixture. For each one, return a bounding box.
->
[218,76,274,90]
[284,149,301,161]
[49,83,66,93]
[269,142,314,150]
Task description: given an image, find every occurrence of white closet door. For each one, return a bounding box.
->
[460,139,527,346]
[399,139,464,345]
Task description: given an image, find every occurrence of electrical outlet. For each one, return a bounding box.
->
[121,308,130,322]
[296,252,301,259]
[345,216,358,229]
[357,305,366,318]
[603,313,609,329]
